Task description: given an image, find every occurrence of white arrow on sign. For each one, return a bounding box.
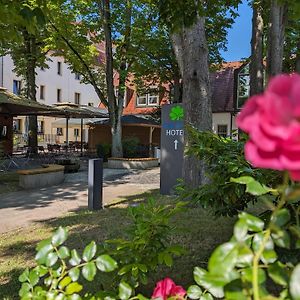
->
[174,139,178,150]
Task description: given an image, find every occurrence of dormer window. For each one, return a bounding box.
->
[136,89,159,107]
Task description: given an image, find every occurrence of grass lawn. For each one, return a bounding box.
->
[0,190,238,299]
[0,171,20,195]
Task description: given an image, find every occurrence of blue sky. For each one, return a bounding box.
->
[221,1,252,62]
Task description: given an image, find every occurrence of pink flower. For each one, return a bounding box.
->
[236,74,300,180]
[152,278,186,300]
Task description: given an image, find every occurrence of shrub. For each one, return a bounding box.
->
[18,199,186,299]
[96,143,111,161]
[122,137,139,158]
[177,127,281,216]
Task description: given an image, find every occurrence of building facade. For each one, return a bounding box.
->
[0,54,101,147]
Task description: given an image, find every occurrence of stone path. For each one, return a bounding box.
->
[0,167,160,234]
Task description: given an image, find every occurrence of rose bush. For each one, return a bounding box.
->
[152,278,186,300]
[237,74,300,180]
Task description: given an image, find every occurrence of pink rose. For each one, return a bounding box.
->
[236,74,300,180]
[152,278,186,300]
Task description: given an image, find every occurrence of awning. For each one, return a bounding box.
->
[88,114,160,128]
[0,87,60,116]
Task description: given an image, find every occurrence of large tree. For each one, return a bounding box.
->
[147,0,241,187]
[44,0,159,157]
[0,1,48,152]
[250,0,264,96]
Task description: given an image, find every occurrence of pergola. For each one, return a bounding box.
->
[0,88,108,154]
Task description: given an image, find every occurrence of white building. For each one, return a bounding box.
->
[0,54,101,146]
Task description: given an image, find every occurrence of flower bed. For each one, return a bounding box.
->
[108,157,159,169]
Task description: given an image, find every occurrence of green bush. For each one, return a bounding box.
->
[177,127,281,216]
[96,143,111,161]
[122,137,139,158]
[186,176,300,300]
[18,199,186,299]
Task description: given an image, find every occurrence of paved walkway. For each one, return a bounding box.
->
[0,167,160,233]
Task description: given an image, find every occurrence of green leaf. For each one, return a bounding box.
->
[35,239,53,264]
[208,242,238,276]
[28,270,39,286]
[95,255,118,272]
[69,268,80,282]
[46,252,58,267]
[193,267,231,298]
[230,176,254,184]
[119,281,132,300]
[253,232,274,252]
[261,249,277,264]
[58,246,70,259]
[242,268,266,284]
[239,213,264,232]
[271,209,291,227]
[187,285,203,299]
[233,219,248,241]
[163,252,173,267]
[193,267,207,286]
[82,241,97,262]
[69,250,81,266]
[59,276,72,289]
[199,294,213,300]
[82,262,96,281]
[230,177,274,196]
[224,279,248,300]
[290,264,300,300]
[271,230,290,249]
[19,268,29,283]
[52,227,68,247]
[65,282,83,295]
[19,282,31,297]
[236,245,253,267]
[268,262,288,286]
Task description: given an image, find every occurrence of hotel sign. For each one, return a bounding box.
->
[160,104,184,195]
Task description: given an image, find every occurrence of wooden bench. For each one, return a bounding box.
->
[17,164,65,189]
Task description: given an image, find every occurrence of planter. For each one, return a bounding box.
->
[108,157,159,169]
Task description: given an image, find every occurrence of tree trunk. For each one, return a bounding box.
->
[172,74,182,103]
[172,16,212,188]
[250,1,264,96]
[102,0,123,157]
[296,39,300,73]
[266,0,288,79]
[23,30,38,153]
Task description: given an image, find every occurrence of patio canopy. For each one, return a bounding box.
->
[0,87,60,116]
[88,114,160,128]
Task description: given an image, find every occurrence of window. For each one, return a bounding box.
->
[57,62,62,75]
[237,64,250,109]
[40,85,45,100]
[74,92,81,105]
[57,89,62,102]
[148,92,159,105]
[37,121,44,134]
[13,119,22,133]
[75,73,81,80]
[137,95,147,106]
[74,128,79,137]
[57,128,63,136]
[88,102,94,107]
[13,80,21,95]
[217,125,228,138]
[136,92,159,107]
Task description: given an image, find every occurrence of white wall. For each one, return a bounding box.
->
[212,112,238,136]
[0,54,100,107]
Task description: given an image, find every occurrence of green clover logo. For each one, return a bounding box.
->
[169,105,184,121]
